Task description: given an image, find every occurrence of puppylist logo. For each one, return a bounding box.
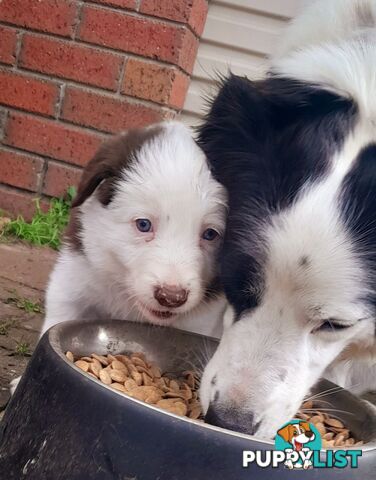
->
[243,419,362,470]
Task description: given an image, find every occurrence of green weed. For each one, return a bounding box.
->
[1,186,76,250]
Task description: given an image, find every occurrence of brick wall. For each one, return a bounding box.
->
[0,0,208,219]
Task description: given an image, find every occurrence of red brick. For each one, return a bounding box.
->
[88,0,137,9]
[78,5,198,73]
[20,34,123,91]
[0,26,18,65]
[122,59,189,109]
[0,0,77,38]
[0,150,44,191]
[0,70,59,117]
[62,86,164,133]
[0,185,49,221]
[4,113,104,167]
[43,162,82,197]
[140,0,208,36]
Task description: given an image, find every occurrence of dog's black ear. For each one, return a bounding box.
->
[72,126,163,208]
[197,74,269,176]
[197,73,275,213]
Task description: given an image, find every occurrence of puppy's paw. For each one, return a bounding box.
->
[10,376,21,395]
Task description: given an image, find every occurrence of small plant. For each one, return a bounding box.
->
[0,319,16,336]
[5,290,44,314]
[14,341,31,356]
[1,186,76,250]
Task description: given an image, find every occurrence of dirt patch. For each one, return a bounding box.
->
[0,242,56,412]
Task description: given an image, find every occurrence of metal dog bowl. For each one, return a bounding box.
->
[0,320,375,479]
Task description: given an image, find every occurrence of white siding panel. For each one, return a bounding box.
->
[193,43,268,82]
[181,0,303,125]
[204,4,286,56]
[220,0,303,18]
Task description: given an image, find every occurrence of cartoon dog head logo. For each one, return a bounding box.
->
[275,420,322,470]
[277,421,315,451]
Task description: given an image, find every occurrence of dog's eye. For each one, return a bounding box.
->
[312,319,353,333]
[135,218,152,233]
[202,228,219,241]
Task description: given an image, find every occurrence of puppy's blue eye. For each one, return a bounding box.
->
[136,218,152,233]
[202,228,219,241]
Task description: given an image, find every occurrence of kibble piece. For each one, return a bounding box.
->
[142,372,153,386]
[89,362,101,377]
[66,351,74,362]
[74,360,89,372]
[183,371,196,389]
[92,354,109,366]
[169,380,180,392]
[130,370,143,386]
[324,418,344,429]
[99,369,112,385]
[310,414,324,424]
[110,369,128,383]
[111,383,126,393]
[167,402,187,416]
[111,360,128,373]
[315,422,326,436]
[130,386,160,402]
[131,357,147,368]
[334,434,346,446]
[156,398,183,409]
[150,364,162,379]
[145,391,163,404]
[80,356,94,362]
[91,358,102,371]
[124,378,138,391]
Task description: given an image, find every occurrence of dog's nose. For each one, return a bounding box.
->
[154,285,189,308]
[205,402,259,435]
[306,430,314,439]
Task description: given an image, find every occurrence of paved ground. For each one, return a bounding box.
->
[0,241,56,416]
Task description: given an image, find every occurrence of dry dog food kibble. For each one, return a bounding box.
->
[67,351,364,448]
[297,401,363,448]
[67,351,202,420]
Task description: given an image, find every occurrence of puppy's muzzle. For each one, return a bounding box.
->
[154,285,189,308]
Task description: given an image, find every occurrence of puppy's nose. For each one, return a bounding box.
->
[205,402,259,435]
[306,430,314,439]
[154,285,188,308]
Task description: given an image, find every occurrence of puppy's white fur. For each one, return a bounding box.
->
[11,123,227,395]
[200,0,376,439]
[43,122,227,338]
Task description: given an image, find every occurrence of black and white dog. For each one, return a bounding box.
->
[198,0,376,439]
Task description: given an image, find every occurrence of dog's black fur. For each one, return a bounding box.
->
[198,74,358,317]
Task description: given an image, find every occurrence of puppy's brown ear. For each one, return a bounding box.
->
[72,125,163,208]
[72,135,129,208]
[277,424,293,442]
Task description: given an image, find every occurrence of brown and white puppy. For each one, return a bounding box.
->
[42,121,228,336]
